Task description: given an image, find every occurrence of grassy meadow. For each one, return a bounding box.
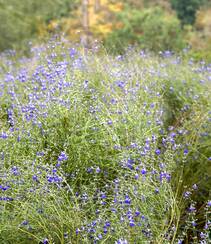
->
[0,41,210,243]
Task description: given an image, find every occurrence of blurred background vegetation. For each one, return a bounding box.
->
[0,0,211,61]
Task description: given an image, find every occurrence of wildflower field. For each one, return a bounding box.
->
[0,41,210,243]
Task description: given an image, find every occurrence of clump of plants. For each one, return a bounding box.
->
[0,42,210,243]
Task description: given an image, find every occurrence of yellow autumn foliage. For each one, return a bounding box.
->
[107,2,124,12]
[36,21,48,37]
[47,20,59,32]
[36,0,124,42]
[195,9,211,35]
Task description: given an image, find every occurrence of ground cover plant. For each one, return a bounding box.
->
[0,41,211,243]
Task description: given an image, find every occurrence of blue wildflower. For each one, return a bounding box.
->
[155,149,161,155]
[58,151,68,162]
[124,195,131,205]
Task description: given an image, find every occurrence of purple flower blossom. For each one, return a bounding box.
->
[42,238,48,244]
[103,227,108,234]
[96,167,101,173]
[192,184,198,190]
[115,239,128,244]
[200,232,206,239]
[184,191,191,199]
[124,195,131,205]
[69,48,77,58]
[11,166,20,176]
[155,149,161,155]
[105,221,110,227]
[129,221,135,227]
[192,221,197,227]
[0,197,13,201]
[101,193,107,199]
[21,220,28,225]
[0,185,10,191]
[32,175,38,181]
[58,152,68,162]
[36,151,45,157]
[107,120,113,125]
[189,204,196,212]
[134,173,139,180]
[0,132,8,139]
[116,80,125,88]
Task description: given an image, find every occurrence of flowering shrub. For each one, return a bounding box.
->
[0,42,210,243]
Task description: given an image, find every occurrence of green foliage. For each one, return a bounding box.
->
[0,0,78,51]
[104,7,186,53]
[170,0,204,25]
[187,49,211,63]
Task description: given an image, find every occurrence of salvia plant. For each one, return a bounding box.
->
[0,39,210,243]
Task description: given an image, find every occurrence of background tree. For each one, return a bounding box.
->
[170,0,204,25]
[0,0,78,51]
[81,0,90,47]
[94,0,101,13]
[104,7,185,53]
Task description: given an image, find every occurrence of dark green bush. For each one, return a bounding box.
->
[170,0,204,26]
